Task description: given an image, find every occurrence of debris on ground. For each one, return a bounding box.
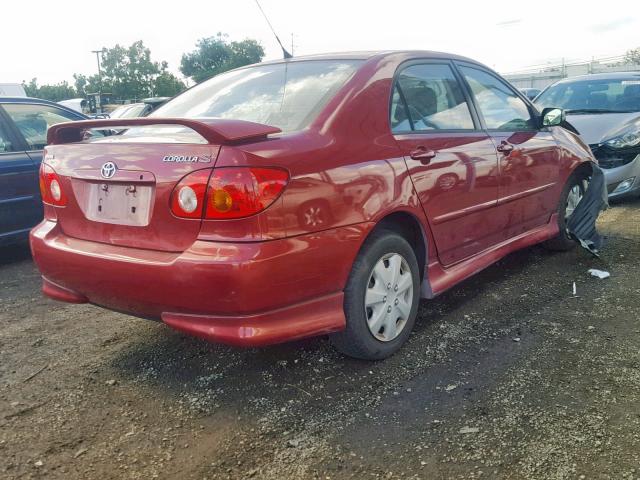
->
[73,448,88,459]
[588,268,611,279]
[22,364,48,383]
[459,426,480,434]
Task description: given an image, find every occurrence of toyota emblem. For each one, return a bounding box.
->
[100,162,117,179]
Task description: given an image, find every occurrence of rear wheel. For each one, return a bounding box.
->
[544,170,590,251]
[330,230,420,360]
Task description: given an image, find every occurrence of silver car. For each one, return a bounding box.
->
[535,72,640,199]
[519,87,541,101]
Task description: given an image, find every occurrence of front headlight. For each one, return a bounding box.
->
[605,130,640,149]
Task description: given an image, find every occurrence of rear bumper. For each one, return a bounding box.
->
[30,220,371,346]
[162,293,344,347]
[41,277,344,346]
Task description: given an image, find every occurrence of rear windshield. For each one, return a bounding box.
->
[148,60,363,133]
[535,77,640,113]
[109,104,147,119]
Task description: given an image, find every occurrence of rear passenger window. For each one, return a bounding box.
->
[3,104,81,151]
[459,66,535,131]
[0,118,17,153]
[391,64,474,132]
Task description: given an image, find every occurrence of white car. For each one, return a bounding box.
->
[0,83,26,96]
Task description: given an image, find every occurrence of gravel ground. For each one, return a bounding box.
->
[1,198,639,480]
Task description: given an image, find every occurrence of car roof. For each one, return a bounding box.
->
[0,96,65,106]
[0,96,88,118]
[254,50,485,67]
[553,71,640,84]
[112,103,144,108]
[142,97,170,104]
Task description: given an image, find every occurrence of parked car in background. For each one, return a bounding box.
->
[108,97,170,119]
[0,97,87,245]
[535,72,640,199]
[519,87,541,101]
[58,98,89,115]
[0,83,26,97]
[31,51,595,359]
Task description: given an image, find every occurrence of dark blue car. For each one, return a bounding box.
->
[0,97,87,246]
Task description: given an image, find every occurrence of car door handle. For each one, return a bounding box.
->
[409,147,437,164]
[496,141,514,154]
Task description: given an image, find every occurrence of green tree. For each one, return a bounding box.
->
[23,41,185,105]
[83,41,187,100]
[22,78,39,97]
[153,69,186,97]
[21,78,77,102]
[624,47,640,64]
[180,33,265,83]
[97,41,162,100]
[73,73,101,96]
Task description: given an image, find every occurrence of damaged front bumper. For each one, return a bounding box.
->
[590,144,640,199]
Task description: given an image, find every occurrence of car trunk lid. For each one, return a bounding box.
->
[44,118,281,252]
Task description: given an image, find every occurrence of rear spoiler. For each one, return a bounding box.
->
[46,118,282,145]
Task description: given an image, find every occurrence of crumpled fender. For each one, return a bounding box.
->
[566,164,609,256]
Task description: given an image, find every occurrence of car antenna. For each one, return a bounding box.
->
[254,0,292,59]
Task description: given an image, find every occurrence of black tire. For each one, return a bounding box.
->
[330,229,420,360]
[543,169,590,251]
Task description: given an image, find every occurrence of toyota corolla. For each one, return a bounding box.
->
[30,51,596,359]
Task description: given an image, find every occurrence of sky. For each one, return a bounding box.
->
[2,0,637,85]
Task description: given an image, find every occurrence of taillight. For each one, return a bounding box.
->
[170,167,288,220]
[205,167,288,219]
[170,169,211,218]
[39,163,67,206]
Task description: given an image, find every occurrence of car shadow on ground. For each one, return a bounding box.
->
[105,244,558,407]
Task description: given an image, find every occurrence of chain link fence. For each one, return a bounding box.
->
[504,57,640,90]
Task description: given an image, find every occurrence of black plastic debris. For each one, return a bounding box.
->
[566,164,609,256]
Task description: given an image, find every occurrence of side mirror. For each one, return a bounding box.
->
[541,107,565,127]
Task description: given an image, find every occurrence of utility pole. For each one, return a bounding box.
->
[291,33,294,56]
[91,49,103,113]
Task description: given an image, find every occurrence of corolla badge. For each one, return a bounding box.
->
[101,162,117,179]
[162,155,211,163]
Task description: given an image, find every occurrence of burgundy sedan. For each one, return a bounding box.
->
[30,51,595,359]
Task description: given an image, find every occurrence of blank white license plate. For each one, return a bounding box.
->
[85,183,153,226]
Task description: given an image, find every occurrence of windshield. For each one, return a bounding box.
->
[150,60,363,133]
[535,77,640,113]
[109,104,147,119]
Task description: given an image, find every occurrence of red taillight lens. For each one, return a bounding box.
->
[170,169,211,218]
[170,167,288,220]
[39,163,67,206]
[205,167,289,219]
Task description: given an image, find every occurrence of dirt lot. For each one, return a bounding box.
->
[1,199,639,480]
